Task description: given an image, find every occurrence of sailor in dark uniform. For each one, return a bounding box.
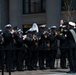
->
[49,26,58,69]
[59,25,68,69]
[30,31,39,70]
[0,29,4,69]
[24,31,35,70]
[66,22,76,73]
[42,31,50,69]
[3,24,16,72]
[14,29,25,71]
[24,23,39,70]
[38,25,48,69]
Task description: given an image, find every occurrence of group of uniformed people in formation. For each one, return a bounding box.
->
[0,21,76,73]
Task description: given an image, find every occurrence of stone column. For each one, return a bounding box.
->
[46,0,61,28]
[0,0,1,28]
[9,0,22,28]
[1,0,9,29]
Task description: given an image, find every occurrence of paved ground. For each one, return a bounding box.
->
[0,68,74,75]
[0,59,76,75]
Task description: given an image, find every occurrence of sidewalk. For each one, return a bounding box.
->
[0,59,74,75]
[0,68,70,75]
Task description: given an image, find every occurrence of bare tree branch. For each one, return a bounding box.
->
[63,0,74,22]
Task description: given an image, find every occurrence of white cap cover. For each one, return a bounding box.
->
[51,26,57,29]
[5,24,11,28]
[69,21,75,27]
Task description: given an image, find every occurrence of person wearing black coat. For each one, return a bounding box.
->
[0,29,4,69]
[48,26,58,69]
[14,29,25,71]
[58,26,68,69]
[24,31,37,70]
[38,30,50,69]
[66,22,76,73]
[3,24,16,72]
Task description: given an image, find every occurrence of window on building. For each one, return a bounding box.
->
[23,0,46,14]
[72,0,76,10]
[61,0,76,11]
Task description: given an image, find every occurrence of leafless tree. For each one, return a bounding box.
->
[62,0,75,22]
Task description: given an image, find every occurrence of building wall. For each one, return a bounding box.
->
[46,0,61,27]
[9,0,21,28]
[1,0,9,29]
[0,0,76,30]
[22,0,61,28]
[0,0,1,27]
[22,13,46,25]
[9,0,47,29]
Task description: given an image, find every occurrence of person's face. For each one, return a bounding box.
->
[6,27,11,31]
[39,28,44,32]
[68,25,74,29]
[51,28,56,32]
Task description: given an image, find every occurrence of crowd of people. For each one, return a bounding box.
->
[0,21,76,73]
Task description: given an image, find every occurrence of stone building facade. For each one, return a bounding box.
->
[0,0,76,31]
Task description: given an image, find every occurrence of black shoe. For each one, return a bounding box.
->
[61,67,68,69]
[50,67,57,69]
[17,68,24,71]
[32,68,37,70]
[40,68,44,70]
[6,69,15,72]
[66,71,75,73]
[27,68,32,70]
[40,67,46,70]
[46,67,50,69]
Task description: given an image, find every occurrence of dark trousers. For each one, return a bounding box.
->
[49,49,57,68]
[60,49,67,68]
[5,45,16,71]
[0,47,4,69]
[39,50,46,69]
[46,50,51,68]
[26,47,38,70]
[31,50,38,68]
[26,48,34,69]
[67,48,76,71]
[16,46,25,70]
